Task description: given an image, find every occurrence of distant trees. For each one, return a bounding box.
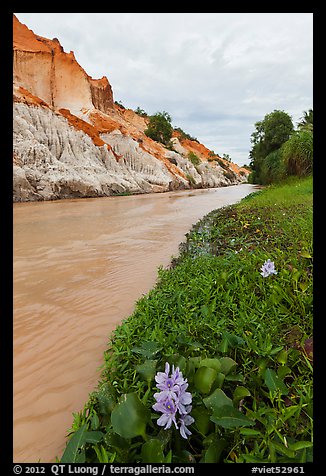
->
[144,111,173,146]
[248,109,313,184]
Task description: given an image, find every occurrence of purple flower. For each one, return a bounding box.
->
[179,412,195,439]
[260,259,278,277]
[152,362,194,439]
[153,398,178,430]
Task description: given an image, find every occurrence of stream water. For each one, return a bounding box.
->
[13,184,255,462]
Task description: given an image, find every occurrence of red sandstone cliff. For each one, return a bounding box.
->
[13,15,114,113]
[13,15,249,202]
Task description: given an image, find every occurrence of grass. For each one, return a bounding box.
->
[60,176,313,464]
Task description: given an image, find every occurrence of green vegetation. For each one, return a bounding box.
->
[187,151,201,167]
[144,111,173,147]
[135,107,148,117]
[249,109,313,184]
[61,176,312,464]
[134,107,148,117]
[174,127,199,143]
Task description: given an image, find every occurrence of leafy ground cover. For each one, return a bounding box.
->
[60,176,313,463]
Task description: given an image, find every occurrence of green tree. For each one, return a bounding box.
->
[222,153,232,162]
[297,109,313,132]
[144,111,173,146]
[249,110,294,184]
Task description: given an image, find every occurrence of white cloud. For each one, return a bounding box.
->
[14,12,313,166]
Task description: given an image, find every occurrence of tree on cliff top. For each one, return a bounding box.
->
[144,111,173,146]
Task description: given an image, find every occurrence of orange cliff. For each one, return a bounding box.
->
[13,14,249,202]
[13,14,114,114]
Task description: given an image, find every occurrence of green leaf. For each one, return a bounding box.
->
[199,358,221,372]
[84,431,104,444]
[194,366,217,394]
[277,365,292,380]
[60,424,87,463]
[270,441,295,458]
[203,388,233,413]
[219,357,237,375]
[111,393,150,439]
[276,349,288,365]
[299,250,312,259]
[131,341,162,359]
[90,413,100,430]
[214,372,225,388]
[136,360,157,383]
[239,428,262,437]
[264,368,289,395]
[141,439,165,463]
[233,386,251,405]
[104,431,130,450]
[202,439,227,463]
[191,407,211,435]
[210,406,255,429]
[289,441,313,451]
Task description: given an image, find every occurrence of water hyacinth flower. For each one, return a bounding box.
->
[260,259,278,277]
[153,362,194,439]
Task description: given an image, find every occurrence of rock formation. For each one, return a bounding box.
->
[13,15,249,202]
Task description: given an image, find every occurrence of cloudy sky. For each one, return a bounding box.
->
[15,12,313,166]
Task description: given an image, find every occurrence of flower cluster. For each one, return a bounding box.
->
[260,259,277,277]
[152,362,194,439]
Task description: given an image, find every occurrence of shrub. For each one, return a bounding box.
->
[145,111,173,146]
[281,131,313,177]
[188,151,201,167]
[259,149,286,185]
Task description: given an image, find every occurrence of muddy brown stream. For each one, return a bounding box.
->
[13,184,255,462]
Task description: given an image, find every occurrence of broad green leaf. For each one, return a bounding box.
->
[264,368,288,395]
[219,357,237,375]
[203,388,233,413]
[111,393,150,439]
[210,405,255,429]
[277,365,292,380]
[136,360,157,383]
[84,431,104,444]
[191,407,211,435]
[199,358,221,372]
[233,386,251,404]
[214,372,225,388]
[60,424,87,463]
[141,439,165,463]
[202,439,227,463]
[104,431,130,450]
[194,366,217,394]
[225,373,244,382]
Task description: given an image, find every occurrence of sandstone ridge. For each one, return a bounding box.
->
[13,15,249,202]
